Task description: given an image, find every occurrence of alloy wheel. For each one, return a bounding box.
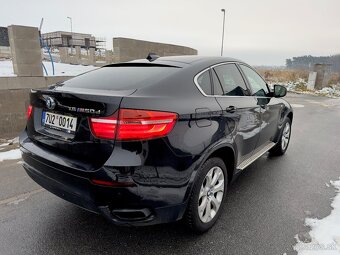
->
[198,166,225,223]
[281,122,291,150]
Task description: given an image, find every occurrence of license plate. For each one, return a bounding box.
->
[42,112,77,134]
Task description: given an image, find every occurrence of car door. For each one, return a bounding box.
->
[212,63,262,166]
[238,64,282,149]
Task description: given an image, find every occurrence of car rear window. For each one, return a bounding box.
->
[62,66,180,91]
[197,70,212,95]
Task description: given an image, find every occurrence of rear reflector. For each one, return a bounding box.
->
[91,179,135,187]
[89,109,177,140]
[27,105,33,119]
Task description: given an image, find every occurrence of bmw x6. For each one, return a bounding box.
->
[20,56,293,233]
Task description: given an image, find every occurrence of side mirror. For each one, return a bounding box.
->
[273,85,287,97]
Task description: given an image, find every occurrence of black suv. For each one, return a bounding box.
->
[20,56,293,233]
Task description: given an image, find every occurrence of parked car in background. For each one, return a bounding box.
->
[20,56,293,233]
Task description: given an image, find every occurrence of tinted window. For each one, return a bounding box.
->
[213,64,248,96]
[62,66,179,91]
[239,65,269,96]
[212,70,223,95]
[197,70,212,95]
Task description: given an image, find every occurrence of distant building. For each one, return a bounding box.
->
[0,27,9,46]
[41,31,105,49]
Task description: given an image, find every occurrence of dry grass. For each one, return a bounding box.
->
[257,68,340,86]
[328,72,340,85]
[257,69,309,83]
[294,82,309,91]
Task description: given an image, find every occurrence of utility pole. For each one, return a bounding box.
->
[67,17,73,53]
[220,9,226,56]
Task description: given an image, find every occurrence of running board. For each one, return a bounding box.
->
[237,142,276,171]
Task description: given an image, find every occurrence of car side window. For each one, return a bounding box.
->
[239,64,269,97]
[213,64,248,96]
[196,70,212,95]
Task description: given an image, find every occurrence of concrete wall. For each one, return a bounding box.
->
[312,64,332,90]
[105,50,113,64]
[0,76,72,138]
[0,46,11,58]
[0,88,31,138]
[8,25,43,77]
[0,76,73,90]
[112,37,197,62]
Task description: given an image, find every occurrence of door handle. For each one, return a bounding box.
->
[226,106,236,113]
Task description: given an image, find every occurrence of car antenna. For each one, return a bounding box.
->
[146,53,160,62]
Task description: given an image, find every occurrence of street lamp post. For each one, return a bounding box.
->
[67,16,73,53]
[220,9,226,56]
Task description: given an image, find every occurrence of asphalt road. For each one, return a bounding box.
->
[0,93,340,255]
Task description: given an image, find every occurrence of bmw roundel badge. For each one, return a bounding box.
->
[45,96,56,110]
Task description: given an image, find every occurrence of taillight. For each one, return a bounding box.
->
[27,105,33,119]
[89,114,118,140]
[89,109,177,141]
[117,109,177,140]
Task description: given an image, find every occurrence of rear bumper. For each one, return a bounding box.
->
[20,136,188,226]
[23,158,99,214]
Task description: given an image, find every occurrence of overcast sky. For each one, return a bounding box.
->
[2,0,339,65]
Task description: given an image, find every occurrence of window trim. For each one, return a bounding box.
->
[237,63,271,98]
[196,69,213,95]
[211,69,224,95]
[194,62,251,98]
[212,63,250,97]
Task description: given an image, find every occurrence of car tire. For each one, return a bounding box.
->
[269,118,292,156]
[184,157,228,233]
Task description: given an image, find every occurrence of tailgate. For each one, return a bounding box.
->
[25,87,135,171]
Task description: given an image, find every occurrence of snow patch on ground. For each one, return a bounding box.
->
[0,149,21,161]
[0,143,9,147]
[0,60,97,77]
[269,80,340,98]
[6,137,19,144]
[290,104,305,108]
[0,137,19,149]
[294,178,340,254]
[7,197,27,205]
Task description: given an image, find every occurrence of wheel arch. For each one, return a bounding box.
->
[287,111,293,122]
[182,143,236,220]
[207,146,235,184]
[273,109,293,143]
[192,143,236,187]
[184,143,236,201]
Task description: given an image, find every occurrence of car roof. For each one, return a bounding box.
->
[154,55,241,64]
[126,55,244,68]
